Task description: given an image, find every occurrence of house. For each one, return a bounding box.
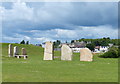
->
[94,46,109,53]
[59,41,86,53]
[108,43,113,47]
[70,41,86,53]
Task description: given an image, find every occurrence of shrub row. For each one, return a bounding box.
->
[99,46,120,58]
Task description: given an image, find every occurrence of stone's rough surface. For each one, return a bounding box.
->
[43,41,53,60]
[61,44,73,61]
[13,46,19,56]
[8,44,13,57]
[21,48,27,55]
[80,48,93,61]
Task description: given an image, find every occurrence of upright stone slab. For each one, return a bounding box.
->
[13,46,19,56]
[80,48,93,61]
[21,48,27,59]
[8,44,13,57]
[21,48,27,55]
[61,44,73,61]
[43,41,53,60]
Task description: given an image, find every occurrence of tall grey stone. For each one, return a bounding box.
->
[43,41,53,60]
[13,46,19,56]
[8,44,13,57]
[61,44,73,61]
[80,48,93,61]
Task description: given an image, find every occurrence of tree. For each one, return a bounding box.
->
[81,38,85,40]
[53,40,61,48]
[26,41,29,45]
[93,40,101,46]
[20,40,25,44]
[39,44,42,47]
[86,43,95,51]
[100,40,109,46]
[56,40,61,44]
[107,37,110,40]
[71,40,74,43]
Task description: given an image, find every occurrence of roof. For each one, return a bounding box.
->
[72,41,86,48]
[95,46,100,49]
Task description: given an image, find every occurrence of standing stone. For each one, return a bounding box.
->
[13,46,19,57]
[8,44,13,57]
[21,48,27,55]
[61,44,73,61]
[80,48,93,61]
[43,41,53,60]
[21,48,27,59]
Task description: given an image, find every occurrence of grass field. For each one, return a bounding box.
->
[1,43,118,82]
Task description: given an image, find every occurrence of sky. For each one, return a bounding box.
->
[1,1,118,44]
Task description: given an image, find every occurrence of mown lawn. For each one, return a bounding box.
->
[1,43,118,82]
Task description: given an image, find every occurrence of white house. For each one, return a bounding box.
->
[94,46,109,53]
[59,41,86,53]
[70,41,86,53]
[71,47,85,53]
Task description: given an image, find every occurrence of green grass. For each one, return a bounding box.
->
[1,43,118,82]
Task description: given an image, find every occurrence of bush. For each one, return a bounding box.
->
[99,47,119,58]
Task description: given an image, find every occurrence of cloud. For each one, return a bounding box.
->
[2,2,117,27]
[2,2,34,21]
[2,34,31,43]
[1,2,118,44]
[2,25,118,43]
[18,25,117,43]
[54,29,78,38]
[34,37,54,42]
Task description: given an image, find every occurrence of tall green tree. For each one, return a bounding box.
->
[53,40,61,48]
[71,40,74,43]
[20,40,25,44]
[26,41,29,45]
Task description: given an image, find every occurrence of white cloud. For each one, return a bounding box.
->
[2,2,117,25]
[15,34,31,40]
[2,2,34,21]
[2,34,31,43]
[79,25,118,38]
[23,36,31,40]
[25,30,40,33]
[54,29,78,38]
[2,24,118,43]
[23,25,118,43]
[3,36,20,41]
[34,37,54,42]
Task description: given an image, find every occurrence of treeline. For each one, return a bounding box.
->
[71,37,119,46]
[53,37,119,48]
[19,37,119,48]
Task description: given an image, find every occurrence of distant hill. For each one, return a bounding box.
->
[2,43,44,60]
